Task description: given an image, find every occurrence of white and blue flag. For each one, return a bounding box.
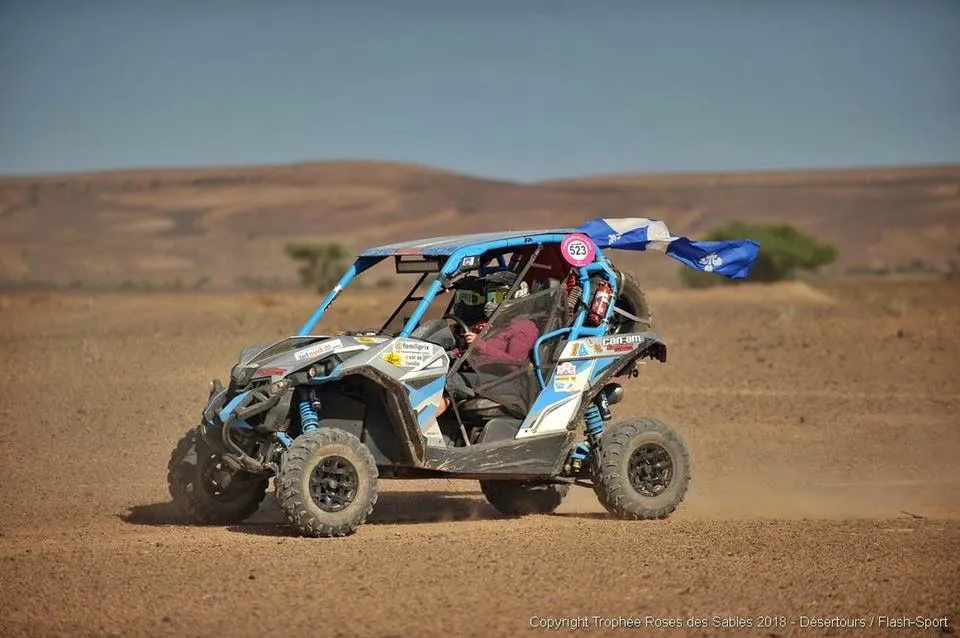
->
[577,217,760,280]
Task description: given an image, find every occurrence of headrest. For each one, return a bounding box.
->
[532,278,562,294]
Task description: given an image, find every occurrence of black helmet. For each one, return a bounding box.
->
[451,270,526,323]
[480,270,527,318]
[451,275,486,323]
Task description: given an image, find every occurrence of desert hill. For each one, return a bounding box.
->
[1,161,958,290]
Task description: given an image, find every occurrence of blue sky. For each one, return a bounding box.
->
[1,0,958,181]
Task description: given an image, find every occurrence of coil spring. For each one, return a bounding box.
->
[567,285,582,320]
[298,400,319,433]
[584,405,604,440]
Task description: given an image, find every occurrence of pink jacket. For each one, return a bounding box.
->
[471,318,539,365]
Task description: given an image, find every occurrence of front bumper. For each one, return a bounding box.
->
[198,380,294,467]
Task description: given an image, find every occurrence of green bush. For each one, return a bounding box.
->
[947,244,960,280]
[285,242,349,293]
[680,222,838,288]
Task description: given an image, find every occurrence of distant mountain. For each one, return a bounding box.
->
[1,161,958,290]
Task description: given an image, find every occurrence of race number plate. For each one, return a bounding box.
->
[561,233,596,267]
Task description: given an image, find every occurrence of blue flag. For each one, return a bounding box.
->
[576,217,760,280]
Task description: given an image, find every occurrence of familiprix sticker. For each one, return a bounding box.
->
[383,340,437,368]
[561,233,596,267]
[394,341,434,365]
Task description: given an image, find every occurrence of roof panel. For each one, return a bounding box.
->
[359,228,577,257]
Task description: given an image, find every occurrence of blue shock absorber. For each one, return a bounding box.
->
[568,404,606,469]
[584,405,604,442]
[298,400,319,433]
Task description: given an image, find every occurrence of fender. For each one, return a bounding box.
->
[330,367,428,466]
[557,330,666,365]
[554,331,668,431]
[601,330,667,365]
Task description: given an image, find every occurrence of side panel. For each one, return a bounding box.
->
[421,431,573,479]
[334,337,451,458]
[515,359,597,439]
[515,331,666,439]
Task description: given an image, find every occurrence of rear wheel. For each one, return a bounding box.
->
[592,417,690,519]
[609,271,653,333]
[167,428,268,524]
[479,480,569,516]
[276,428,379,537]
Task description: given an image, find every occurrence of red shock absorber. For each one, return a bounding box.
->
[564,271,581,321]
[588,280,613,326]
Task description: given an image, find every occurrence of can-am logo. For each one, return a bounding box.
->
[601,335,645,347]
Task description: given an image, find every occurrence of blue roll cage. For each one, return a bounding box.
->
[296,232,623,390]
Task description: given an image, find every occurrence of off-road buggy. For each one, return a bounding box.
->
[168,218,759,536]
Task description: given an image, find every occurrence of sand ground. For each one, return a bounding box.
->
[1,280,958,637]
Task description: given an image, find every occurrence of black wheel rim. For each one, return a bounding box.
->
[627,443,673,497]
[308,456,359,512]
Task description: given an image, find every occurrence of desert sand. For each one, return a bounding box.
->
[1,278,958,637]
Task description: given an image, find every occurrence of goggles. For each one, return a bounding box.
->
[486,289,508,305]
[454,289,485,306]
[454,288,508,307]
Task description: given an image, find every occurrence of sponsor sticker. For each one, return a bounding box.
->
[569,338,631,358]
[382,340,438,368]
[382,352,404,367]
[553,361,578,392]
[293,338,342,362]
[254,367,286,377]
[393,340,435,366]
[393,341,434,355]
[355,336,387,345]
[600,334,645,352]
[606,343,634,352]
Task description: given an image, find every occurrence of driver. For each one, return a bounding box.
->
[437,270,539,415]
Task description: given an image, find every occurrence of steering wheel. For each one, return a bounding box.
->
[441,314,473,351]
[441,314,472,334]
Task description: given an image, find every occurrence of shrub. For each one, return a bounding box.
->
[680,222,838,288]
[285,242,349,293]
[947,244,960,280]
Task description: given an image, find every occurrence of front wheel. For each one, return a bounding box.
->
[167,428,268,524]
[592,417,690,519]
[276,428,379,537]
